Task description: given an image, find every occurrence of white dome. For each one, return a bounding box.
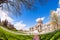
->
[36,17,45,22]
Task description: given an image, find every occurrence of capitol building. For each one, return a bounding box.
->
[29,18,55,34]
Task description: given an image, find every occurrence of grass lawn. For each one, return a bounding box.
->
[0,26,60,40]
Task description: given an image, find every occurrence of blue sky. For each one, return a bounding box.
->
[0,0,59,30]
[12,0,58,29]
[11,0,59,29]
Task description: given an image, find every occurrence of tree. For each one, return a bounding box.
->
[7,22,16,30]
[2,20,8,27]
[0,19,1,25]
[0,0,34,16]
[50,11,59,29]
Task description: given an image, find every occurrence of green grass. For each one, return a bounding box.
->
[0,26,60,40]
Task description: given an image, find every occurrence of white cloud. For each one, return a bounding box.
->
[0,9,14,24]
[14,21,26,30]
[59,0,60,4]
[56,8,60,12]
[36,17,45,22]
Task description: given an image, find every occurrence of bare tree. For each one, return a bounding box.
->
[0,0,34,16]
[50,11,59,29]
[2,20,8,27]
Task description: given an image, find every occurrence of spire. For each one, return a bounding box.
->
[59,0,60,7]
